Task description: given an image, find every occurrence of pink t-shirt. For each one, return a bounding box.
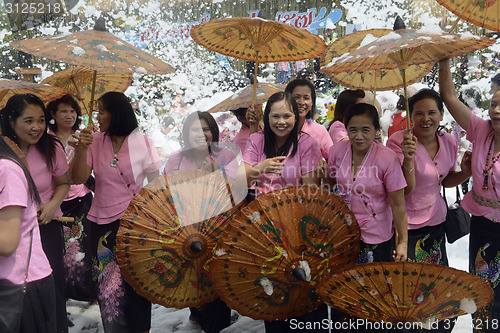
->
[26,140,69,218]
[462,113,500,221]
[301,120,333,160]
[328,121,348,146]
[48,130,91,201]
[0,160,52,284]
[387,130,457,229]
[243,131,321,194]
[86,131,162,224]
[328,140,407,244]
[163,147,239,179]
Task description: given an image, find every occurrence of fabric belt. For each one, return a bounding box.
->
[471,188,500,222]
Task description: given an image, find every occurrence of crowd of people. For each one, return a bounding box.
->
[1,58,500,333]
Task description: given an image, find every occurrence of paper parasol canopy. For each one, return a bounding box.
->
[211,185,361,321]
[116,170,244,308]
[317,261,493,324]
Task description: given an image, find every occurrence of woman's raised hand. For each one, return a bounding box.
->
[401,132,417,160]
[69,127,93,150]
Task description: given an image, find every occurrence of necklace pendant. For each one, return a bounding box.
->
[483,174,489,190]
[110,157,119,167]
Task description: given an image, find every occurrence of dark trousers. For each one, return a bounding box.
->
[40,221,67,333]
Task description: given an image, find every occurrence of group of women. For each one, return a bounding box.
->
[0,91,161,333]
[1,56,500,333]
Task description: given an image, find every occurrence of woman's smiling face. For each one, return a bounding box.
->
[11,104,46,151]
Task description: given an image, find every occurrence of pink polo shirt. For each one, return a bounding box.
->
[86,131,162,224]
[0,160,52,284]
[301,120,333,160]
[462,113,500,221]
[234,126,251,154]
[26,140,69,218]
[243,131,321,194]
[387,130,457,229]
[48,130,91,201]
[328,140,407,244]
[163,147,239,179]
[328,121,348,146]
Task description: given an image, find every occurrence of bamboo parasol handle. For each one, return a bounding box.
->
[53,216,75,222]
[70,76,90,115]
[88,70,97,129]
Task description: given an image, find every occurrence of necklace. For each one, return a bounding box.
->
[483,137,500,190]
[110,153,119,167]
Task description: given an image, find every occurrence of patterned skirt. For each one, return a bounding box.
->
[90,219,152,333]
[60,192,95,301]
[469,215,500,333]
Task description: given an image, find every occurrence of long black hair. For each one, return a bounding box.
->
[344,103,381,131]
[0,136,40,204]
[0,94,60,172]
[98,92,138,137]
[46,94,82,133]
[263,92,299,158]
[285,79,316,119]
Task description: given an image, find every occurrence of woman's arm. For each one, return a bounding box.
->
[37,172,70,225]
[0,206,22,257]
[401,133,418,194]
[439,59,471,130]
[387,189,408,262]
[71,128,93,184]
[442,151,472,187]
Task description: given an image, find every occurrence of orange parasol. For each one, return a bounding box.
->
[0,78,67,109]
[320,29,435,91]
[191,17,326,105]
[116,169,245,308]
[211,185,360,321]
[317,261,493,324]
[11,17,174,122]
[436,0,500,32]
[324,17,495,131]
[42,67,132,115]
[207,82,285,113]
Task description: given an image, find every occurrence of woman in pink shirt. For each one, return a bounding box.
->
[328,103,408,263]
[244,91,321,195]
[244,91,325,333]
[440,59,500,330]
[327,89,365,145]
[46,94,95,302]
[285,79,333,161]
[0,93,70,333]
[0,136,56,333]
[72,92,161,333]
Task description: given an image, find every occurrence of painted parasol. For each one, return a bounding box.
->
[0,78,67,109]
[435,0,500,32]
[324,17,495,131]
[191,17,326,105]
[320,28,435,91]
[207,82,286,113]
[317,261,493,324]
[116,169,245,308]
[42,67,132,115]
[11,17,174,121]
[211,185,361,321]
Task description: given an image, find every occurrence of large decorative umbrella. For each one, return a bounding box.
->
[191,17,326,104]
[42,67,132,115]
[317,261,493,324]
[11,17,174,120]
[436,0,500,32]
[320,29,435,91]
[207,82,285,113]
[211,185,361,321]
[0,79,67,109]
[116,169,245,308]
[324,17,495,131]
